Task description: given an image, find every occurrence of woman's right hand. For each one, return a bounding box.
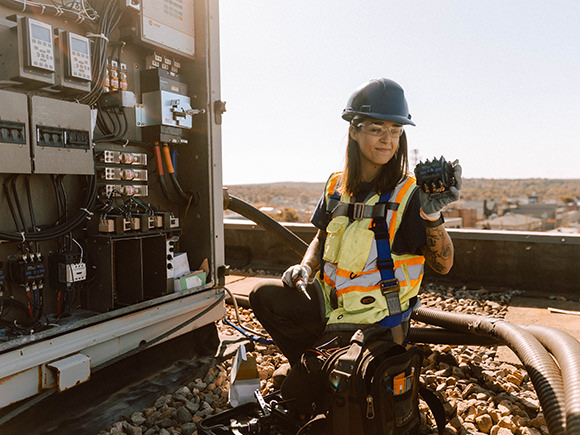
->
[282,264,312,288]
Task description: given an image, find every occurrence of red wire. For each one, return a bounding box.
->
[153,145,164,176]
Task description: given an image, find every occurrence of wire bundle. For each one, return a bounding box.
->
[0,0,98,22]
[78,0,122,106]
[94,104,128,143]
[0,176,97,242]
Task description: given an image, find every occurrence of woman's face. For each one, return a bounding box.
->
[350,119,403,180]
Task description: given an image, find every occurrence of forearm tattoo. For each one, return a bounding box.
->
[423,225,454,274]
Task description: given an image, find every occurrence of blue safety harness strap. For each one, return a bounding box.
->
[370,191,406,323]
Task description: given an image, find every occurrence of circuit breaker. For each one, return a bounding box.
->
[0,90,31,173]
[30,96,93,175]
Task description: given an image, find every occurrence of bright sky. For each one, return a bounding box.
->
[219,1,580,185]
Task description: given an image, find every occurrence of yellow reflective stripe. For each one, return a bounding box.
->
[389,177,416,241]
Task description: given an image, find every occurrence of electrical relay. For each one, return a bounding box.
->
[414,156,457,194]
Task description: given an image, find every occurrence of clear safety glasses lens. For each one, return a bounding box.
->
[359,123,403,138]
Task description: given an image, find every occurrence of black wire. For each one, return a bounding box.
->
[3,175,23,233]
[0,176,97,242]
[118,107,128,139]
[51,175,64,225]
[95,105,128,143]
[58,175,69,222]
[25,175,37,232]
[10,176,28,232]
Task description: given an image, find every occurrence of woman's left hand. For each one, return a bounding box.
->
[419,164,462,215]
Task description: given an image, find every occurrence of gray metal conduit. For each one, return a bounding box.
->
[412,306,566,435]
[223,190,309,257]
[522,325,580,434]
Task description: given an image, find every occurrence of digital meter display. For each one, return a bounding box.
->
[31,23,51,42]
[25,18,55,72]
[71,36,88,54]
[66,32,91,81]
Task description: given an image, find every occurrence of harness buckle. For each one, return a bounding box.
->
[380,278,400,293]
[380,279,402,315]
[353,202,365,220]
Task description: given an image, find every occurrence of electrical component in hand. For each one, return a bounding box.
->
[414,156,457,194]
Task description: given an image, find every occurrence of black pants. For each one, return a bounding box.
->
[249,279,327,365]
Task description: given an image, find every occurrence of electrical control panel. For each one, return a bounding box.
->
[0,0,224,409]
[138,0,196,59]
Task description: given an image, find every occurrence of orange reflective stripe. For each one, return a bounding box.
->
[327,172,342,196]
[407,276,423,288]
[336,284,380,298]
[394,257,425,269]
[389,177,416,241]
[324,274,335,288]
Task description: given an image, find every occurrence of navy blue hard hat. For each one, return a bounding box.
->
[342,78,415,126]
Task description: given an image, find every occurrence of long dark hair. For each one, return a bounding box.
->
[339,122,409,197]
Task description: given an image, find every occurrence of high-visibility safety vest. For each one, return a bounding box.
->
[315,172,425,326]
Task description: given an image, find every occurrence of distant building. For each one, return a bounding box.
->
[503,204,566,230]
[446,209,477,228]
[477,214,543,231]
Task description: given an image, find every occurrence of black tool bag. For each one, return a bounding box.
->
[282,325,446,434]
[320,327,423,435]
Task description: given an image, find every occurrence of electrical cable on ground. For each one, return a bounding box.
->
[223,285,272,342]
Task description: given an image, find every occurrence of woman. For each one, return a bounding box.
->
[249,78,462,365]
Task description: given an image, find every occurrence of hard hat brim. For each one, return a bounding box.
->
[342,110,416,126]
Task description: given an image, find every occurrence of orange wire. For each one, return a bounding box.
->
[162,145,175,174]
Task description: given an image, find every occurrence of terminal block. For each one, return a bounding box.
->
[414,156,457,194]
[154,213,180,230]
[98,216,131,234]
[99,150,148,166]
[100,167,148,182]
[6,253,46,286]
[101,184,149,197]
